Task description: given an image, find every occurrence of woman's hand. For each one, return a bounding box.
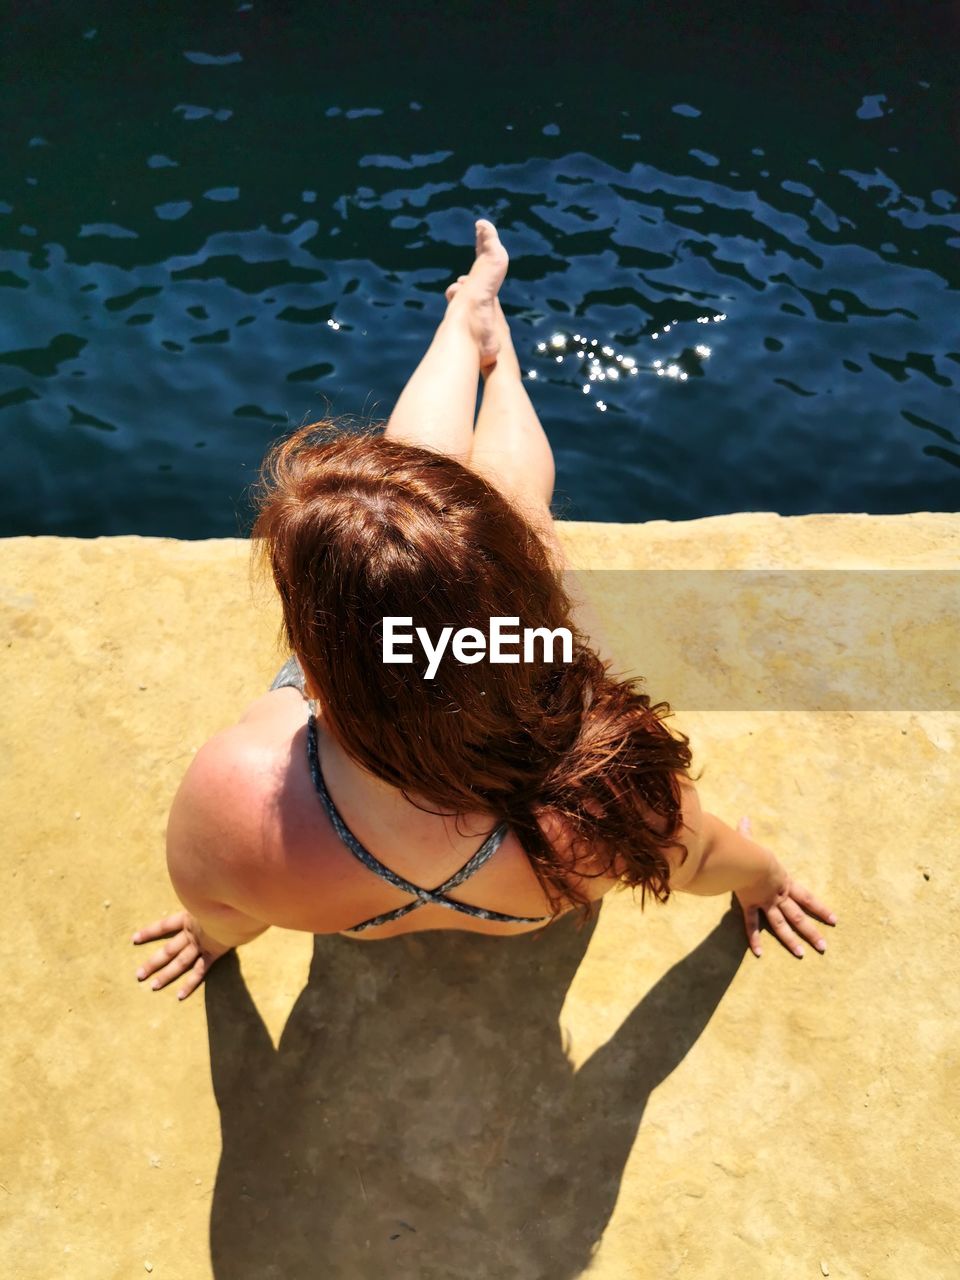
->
[132,909,234,1001]
[734,817,838,959]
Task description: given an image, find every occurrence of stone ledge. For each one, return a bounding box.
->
[2,515,957,1279]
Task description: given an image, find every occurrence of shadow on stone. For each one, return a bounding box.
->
[206,902,745,1279]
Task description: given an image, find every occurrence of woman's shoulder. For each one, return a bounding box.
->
[168,702,369,931]
[185,685,303,792]
[168,716,284,876]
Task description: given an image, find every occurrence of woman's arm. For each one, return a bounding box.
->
[665,788,837,959]
[678,812,780,896]
[132,736,271,1000]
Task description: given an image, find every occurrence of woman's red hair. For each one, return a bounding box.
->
[251,422,694,926]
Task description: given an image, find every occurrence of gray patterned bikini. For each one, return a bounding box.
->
[270,654,551,935]
[304,709,553,935]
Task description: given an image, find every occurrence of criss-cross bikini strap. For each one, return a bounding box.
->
[306,715,507,896]
[304,714,551,934]
[345,897,552,934]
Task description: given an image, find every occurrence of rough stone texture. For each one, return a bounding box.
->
[1,514,957,1279]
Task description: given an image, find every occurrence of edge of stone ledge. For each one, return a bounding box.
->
[1,533,251,554]
[554,511,959,569]
[3,511,957,572]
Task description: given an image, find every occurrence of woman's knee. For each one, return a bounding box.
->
[468,446,554,513]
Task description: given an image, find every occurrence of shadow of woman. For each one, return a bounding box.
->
[205,898,745,1279]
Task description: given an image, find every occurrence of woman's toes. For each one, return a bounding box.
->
[445,225,508,356]
[475,219,501,257]
[470,220,509,297]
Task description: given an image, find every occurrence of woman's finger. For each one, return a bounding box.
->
[176,957,207,1002]
[136,930,188,980]
[763,905,805,958]
[781,898,827,953]
[790,881,838,927]
[145,942,200,991]
[131,911,186,945]
[743,904,763,957]
[138,931,188,977]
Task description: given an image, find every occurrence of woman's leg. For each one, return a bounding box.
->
[385,219,565,566]
[468,301,556,516]
[383,220,508,461]
[449,294,566,566]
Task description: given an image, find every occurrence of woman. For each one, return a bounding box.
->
[133,220,836,1001]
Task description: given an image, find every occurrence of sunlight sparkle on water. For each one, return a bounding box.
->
[526,313,725,397]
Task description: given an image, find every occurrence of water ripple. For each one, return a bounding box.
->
[1,7,956,534]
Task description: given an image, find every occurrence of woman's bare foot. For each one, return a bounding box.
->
[443,219,509,367]
[446,282,520,380]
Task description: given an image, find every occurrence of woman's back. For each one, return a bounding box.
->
[198,685,618,943]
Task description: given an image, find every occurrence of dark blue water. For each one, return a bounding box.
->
[2,2,957,536]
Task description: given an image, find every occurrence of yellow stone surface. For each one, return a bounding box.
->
[2,514,958,1279]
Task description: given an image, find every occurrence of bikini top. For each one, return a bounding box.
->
[305,709,553,935]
